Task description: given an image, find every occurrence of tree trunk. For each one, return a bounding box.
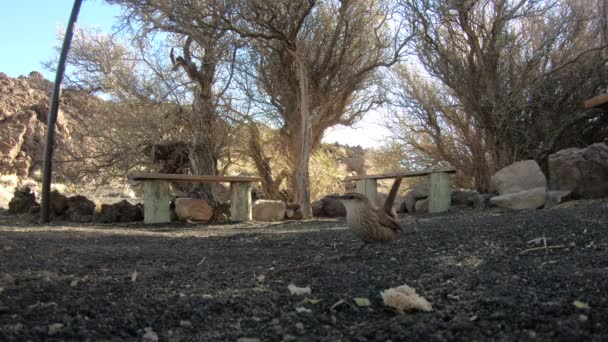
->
[247,124,287,200]
[186,90,220,205]
[294,51,313,218]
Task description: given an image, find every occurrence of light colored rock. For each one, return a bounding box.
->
[491,160,547,195]
[415,199,429,213]
[404,182,429,213]
[175,198,213,222]
[545,190,572,208]
[252,200,286,221]
[409,182,429,199]
[489,187,546,210]
[548,143,608,199]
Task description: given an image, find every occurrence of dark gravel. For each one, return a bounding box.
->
[0,200,607,341]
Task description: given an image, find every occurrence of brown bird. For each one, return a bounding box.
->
[331,177,403,247]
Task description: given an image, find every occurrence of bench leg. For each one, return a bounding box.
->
[355,179,378,202]
[143,180,171,223]
[428,172,450,213]
[230,182,252,221]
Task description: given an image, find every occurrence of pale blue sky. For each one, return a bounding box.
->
[0,0,121,79]
[0,0,390,147]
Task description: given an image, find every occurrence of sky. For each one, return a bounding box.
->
[0,0,391,148]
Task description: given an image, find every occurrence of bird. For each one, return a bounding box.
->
[331,177,404,249]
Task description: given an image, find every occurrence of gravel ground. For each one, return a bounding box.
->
[0,200,607,341]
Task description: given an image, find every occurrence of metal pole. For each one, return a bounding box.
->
[40,0,84,223]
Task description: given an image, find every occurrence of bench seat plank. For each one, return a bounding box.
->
[584,94,608,109]
[345,167,456,181]
[129,172,262,183]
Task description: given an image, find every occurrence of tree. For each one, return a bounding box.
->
[55,0,243,203]
[214,0,412,217]
[389,0,608,191]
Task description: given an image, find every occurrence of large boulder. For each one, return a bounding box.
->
[8,186,38,214]
[65,195,95,222]
[491,160,547,195]
[96,200,143,223]
[548,143,608,199]
[315,195,346,217]
[312,200,324,217]
[252,200,286,221]
[414,199,429,213]
[175,198,213,222]
[489,187,546,210]
[49,190,68,217]
[408,182,429,199]
[404,182,429,213]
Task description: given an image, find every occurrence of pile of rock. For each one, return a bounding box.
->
[7,187,142,223]
[488,160,548,210]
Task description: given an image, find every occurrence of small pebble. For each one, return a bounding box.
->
[48,323,63,336]
[142,327,158,342]
[237,338,261,342]
[282,334,297,342]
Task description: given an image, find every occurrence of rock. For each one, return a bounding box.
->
[142,327,159,342]
[49,190,68,216]
[252,200,286,221]
[469,194,493,210]
[408,182,430,199]
[548,143,608,198]
[451,190,478,206]
[489,187,546,210]
[394,196,407,213]
[545,190,572,208]
[48,323,63,336]
[213,203,231,223]
[0,175,19,209]
[415,199,429,213]
[175,198,213,222]
[490,160,546,195]
[65,195,96,222]
[285,209,295,219]
[312,200,324,217]
[96,200,143,223]
[403,183,428,213]
[0,73,79,178]
[318,195,346,217]
[403,193,416,213]
[8,186,38,214]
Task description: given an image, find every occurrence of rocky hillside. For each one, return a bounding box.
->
[0,72,81,179]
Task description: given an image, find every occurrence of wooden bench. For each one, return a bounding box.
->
[128,172,262,224]
[345,167,457,213]
[584,94,608,110]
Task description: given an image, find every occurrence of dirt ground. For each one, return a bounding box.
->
[0,200,607,341]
